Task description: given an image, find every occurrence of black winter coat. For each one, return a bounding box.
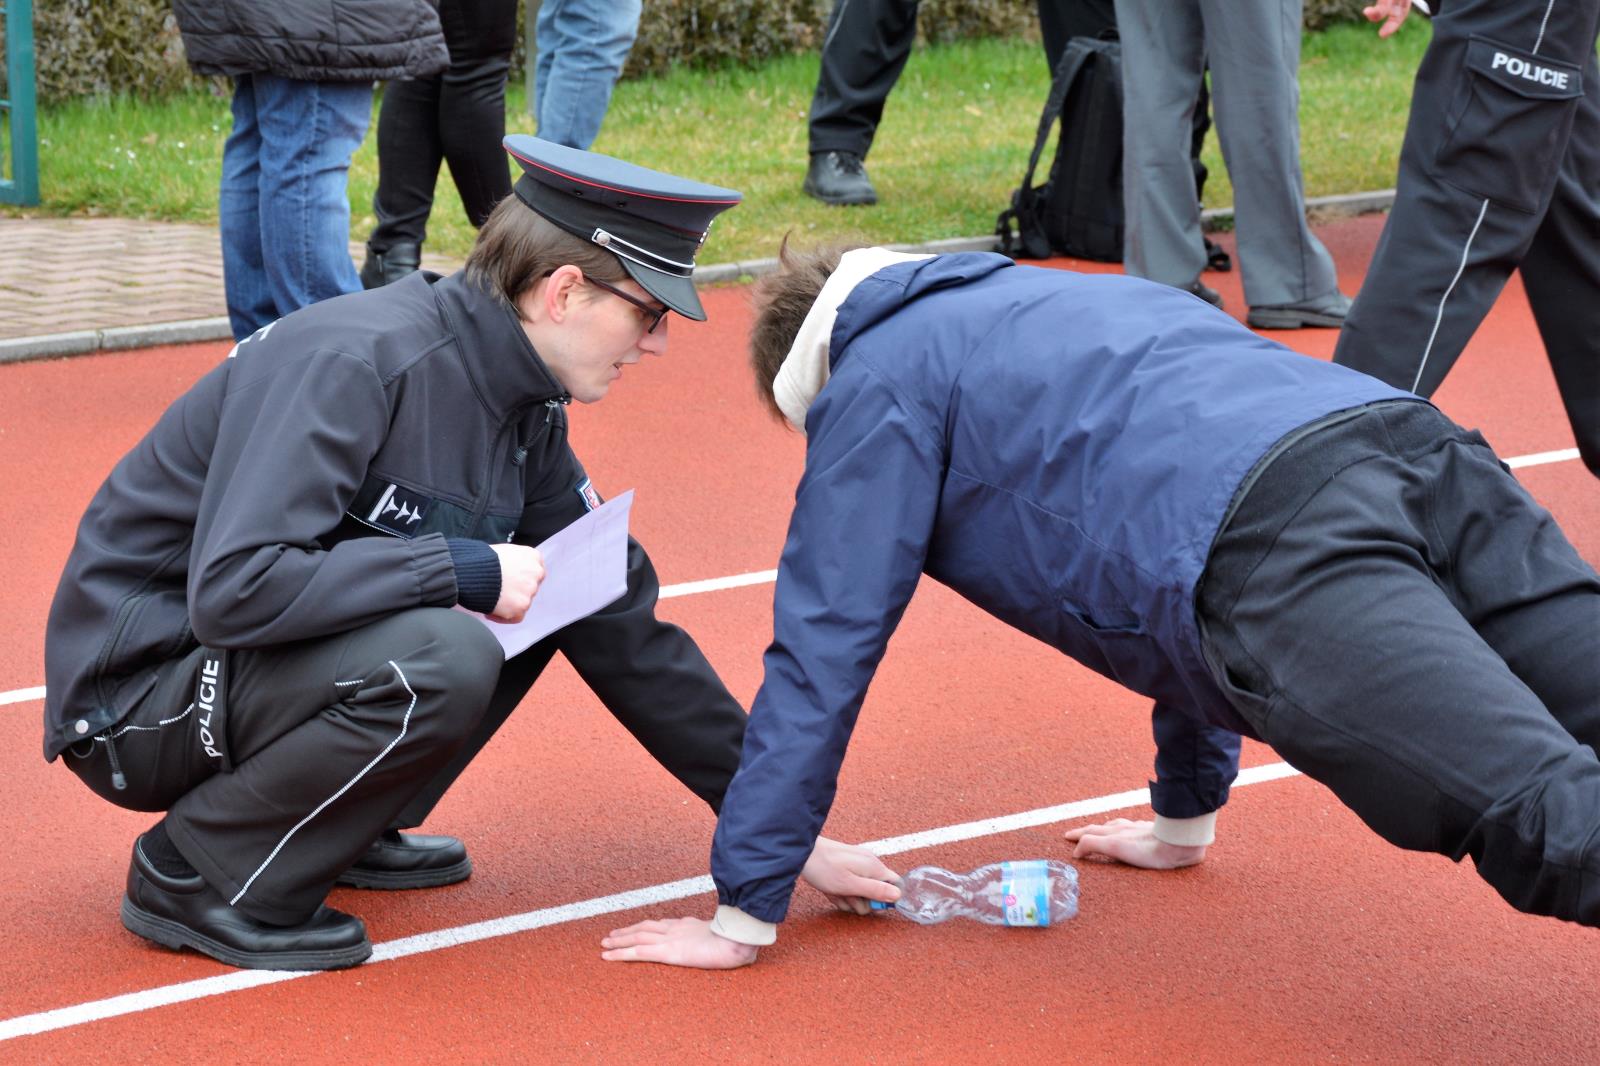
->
[172,0,447,82]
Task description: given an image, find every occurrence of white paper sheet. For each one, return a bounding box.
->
[461,489,634,659]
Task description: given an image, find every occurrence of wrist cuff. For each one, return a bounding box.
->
[446,538,502,614]
[709,905,777,946]
[1153,811,1217,847]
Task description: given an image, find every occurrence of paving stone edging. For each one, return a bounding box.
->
[0,189,1395,366]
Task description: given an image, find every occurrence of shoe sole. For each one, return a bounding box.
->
[1246,308,1346,329]
[121,897,372,971]
[801,180,877,207]
[334,855,472,890]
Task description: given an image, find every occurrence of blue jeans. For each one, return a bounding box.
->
[220,74,373,340]
[533,0,641,149]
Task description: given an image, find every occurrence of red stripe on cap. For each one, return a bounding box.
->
[507,146,741,206]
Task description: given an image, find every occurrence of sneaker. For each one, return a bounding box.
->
[1247,291,1352,329]
[803,151,878,206]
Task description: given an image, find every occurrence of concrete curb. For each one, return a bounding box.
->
[0,189,1396,364]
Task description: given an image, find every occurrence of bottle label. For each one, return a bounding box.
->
[1001,860,1051,927]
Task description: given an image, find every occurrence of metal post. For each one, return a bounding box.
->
[0,0,40,205]
[525,0,541,118]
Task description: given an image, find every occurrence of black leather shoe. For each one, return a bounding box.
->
[336,830,472,890]
[803,151,878,206]
[359,241,422,289]
[121,837,371,971]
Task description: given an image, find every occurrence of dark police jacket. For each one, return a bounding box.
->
[43,272,747,812]
[172,0,447,82]
[711,254,1417,924]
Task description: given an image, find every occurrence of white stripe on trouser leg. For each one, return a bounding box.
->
[230,660,417,906]
[1533,0,1557,53]
[1413,198,1490,394]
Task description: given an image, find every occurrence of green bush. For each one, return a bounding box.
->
[17,0,1361,104]
[30,0,199,104]
[1304,0,1371,32]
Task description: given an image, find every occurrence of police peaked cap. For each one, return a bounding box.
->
[503,135,742,322]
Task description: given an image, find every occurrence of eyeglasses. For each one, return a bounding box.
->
[586,276,669,334]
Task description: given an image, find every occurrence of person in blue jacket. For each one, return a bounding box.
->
[600,244,1600,968]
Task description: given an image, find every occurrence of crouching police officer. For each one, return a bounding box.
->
[43,138,899,971]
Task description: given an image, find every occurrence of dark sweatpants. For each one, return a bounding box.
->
[67,609,505,924]
[1200,401,1600,923]
[1333,0,1600,478]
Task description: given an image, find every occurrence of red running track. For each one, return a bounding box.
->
[0,214,1595,1063]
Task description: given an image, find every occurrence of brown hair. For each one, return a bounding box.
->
[747,237,859,423]
[465,196,629,314]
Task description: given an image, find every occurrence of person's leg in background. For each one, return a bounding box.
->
[364,73,443,287]
[1113,0,1216,302]
[1334,0,1600,397]
[1504,49,1600,479]
[364,0,518,288]
[803,0,920,206]
[437,0,517,225]
[533,0,643,150]
[218,76,277,341]
[250,75,372,321]
[1199,0,1344,326]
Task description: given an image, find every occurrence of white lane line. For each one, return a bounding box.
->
[0,439,1588,713]
[1507,448,1581,470]
[0,761,1302,1042]
[658,568,778,600]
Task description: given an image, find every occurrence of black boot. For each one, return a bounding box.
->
[359,241,422,289]
[336,830,472,890]
[121,835,371,971]
[803,151,878,206]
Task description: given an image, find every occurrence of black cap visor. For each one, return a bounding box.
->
[620,259,706,321]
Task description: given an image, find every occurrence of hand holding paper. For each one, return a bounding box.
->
[461,490,635,658]
[487,543,547,622]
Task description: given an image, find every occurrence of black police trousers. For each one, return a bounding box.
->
[1334,0,1600,479]
[66,608,520,925]
[1199,401,1600,924]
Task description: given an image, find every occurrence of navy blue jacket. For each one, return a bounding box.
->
[712,254,1415,923]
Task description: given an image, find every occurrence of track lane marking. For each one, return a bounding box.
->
[0,444,1587,712]
[0,761,1302,1041]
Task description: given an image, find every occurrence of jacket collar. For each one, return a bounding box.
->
[430,271,569,422]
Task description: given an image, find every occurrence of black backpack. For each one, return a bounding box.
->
[996,36,1124,263]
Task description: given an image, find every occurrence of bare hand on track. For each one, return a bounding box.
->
[487,543,545,622]
[600,918,760,968]
[1064,818,1208,868]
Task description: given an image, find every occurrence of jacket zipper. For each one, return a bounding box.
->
[103,731,127,791]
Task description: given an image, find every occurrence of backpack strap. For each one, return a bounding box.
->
[997,38,1100,257]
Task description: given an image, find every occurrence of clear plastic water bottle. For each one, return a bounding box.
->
[871,859,1080,927]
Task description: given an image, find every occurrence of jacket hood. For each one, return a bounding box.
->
[829,252,1015,365]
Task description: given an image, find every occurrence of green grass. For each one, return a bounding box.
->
[5,19,1432,264]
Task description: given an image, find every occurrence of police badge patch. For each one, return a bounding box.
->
[367,483,432,536]
[576,478,603,512]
